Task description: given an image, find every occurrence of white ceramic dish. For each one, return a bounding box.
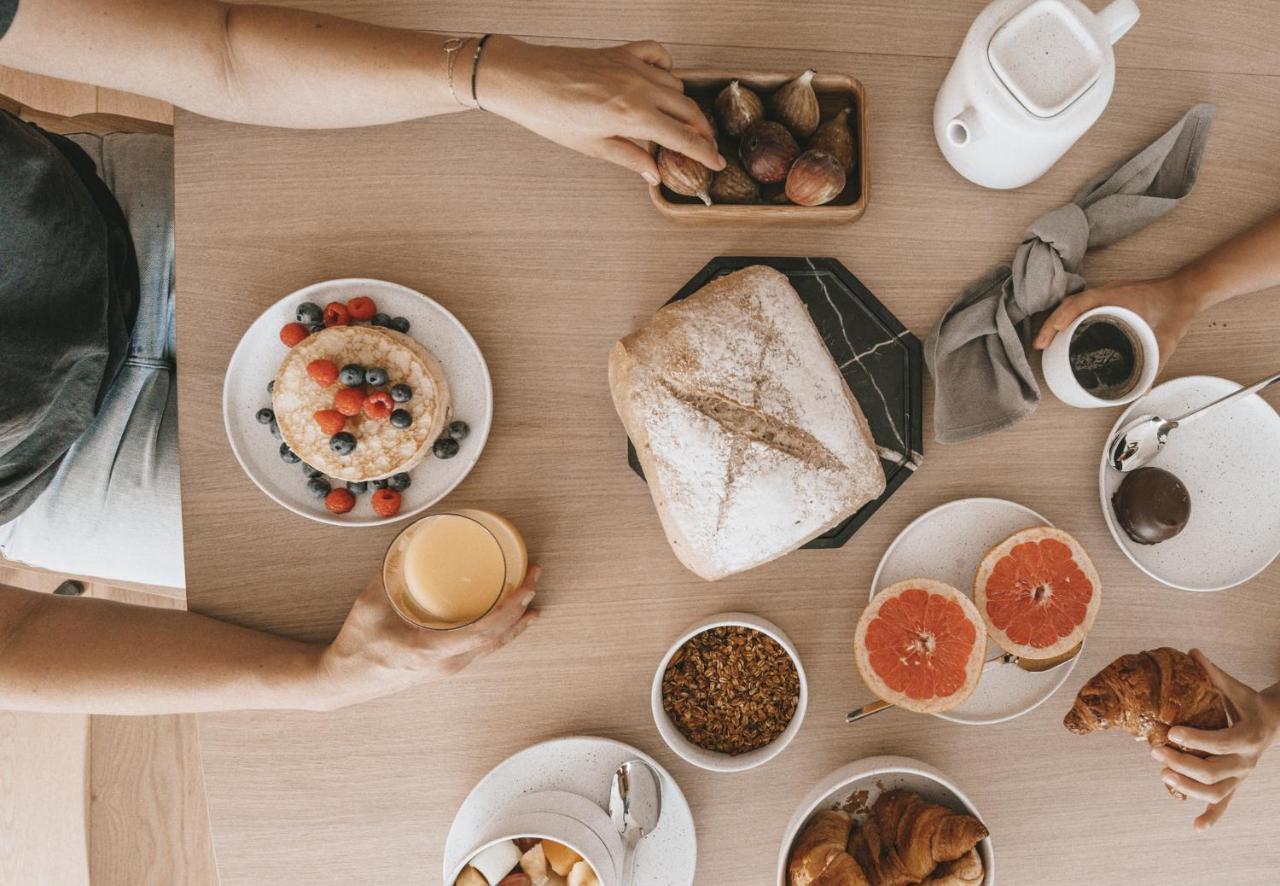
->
[1099,375,1280,591]
[444,736,696,886]
[446,791,616,885]
[869,498,1079,725]
[651,612,808,773]
[223,278,492,527]
[776,755,995,886]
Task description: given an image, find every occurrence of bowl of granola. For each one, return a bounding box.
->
[651,612,807,773]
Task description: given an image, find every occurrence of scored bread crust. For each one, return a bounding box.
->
[274,326,449,481]
[973,526,1102,660]
[608,265,886,581]
[853,579,987,714]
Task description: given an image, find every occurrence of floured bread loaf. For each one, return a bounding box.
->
[609,265,885,580]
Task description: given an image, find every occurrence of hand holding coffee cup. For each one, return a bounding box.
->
[1041,306,1159,408]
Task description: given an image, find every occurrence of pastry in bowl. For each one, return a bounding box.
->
[273,325,448,481]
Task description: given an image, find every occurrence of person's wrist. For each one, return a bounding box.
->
[473,35,525,120]
[1168,265,1219,314]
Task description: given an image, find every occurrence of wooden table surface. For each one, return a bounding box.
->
[175,3,1280,883]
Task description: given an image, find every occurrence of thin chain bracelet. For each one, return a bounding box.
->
[443,36,476,109]
[470,34,494,112]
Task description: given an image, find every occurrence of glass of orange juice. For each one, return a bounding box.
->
[382,509,528,630]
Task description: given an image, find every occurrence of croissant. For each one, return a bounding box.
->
[922,849,983,885]
[848,791,988,886]
[789,810,870,886]
[1063,647,1229,749]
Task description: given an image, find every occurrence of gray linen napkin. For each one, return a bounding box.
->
[924,103,1215,444]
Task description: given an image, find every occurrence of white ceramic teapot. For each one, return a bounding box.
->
[934,0,1140,189]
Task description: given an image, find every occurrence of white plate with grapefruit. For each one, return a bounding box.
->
[858,498,1100,725]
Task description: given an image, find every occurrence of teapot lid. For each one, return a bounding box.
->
[987,0,1105,118]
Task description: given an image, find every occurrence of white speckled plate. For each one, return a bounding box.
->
[223,279,492,527]
[869,498,1080,725]
[444,736,696,886]
[1099,375,1280,591]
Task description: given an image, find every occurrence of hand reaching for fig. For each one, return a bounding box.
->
[1152,649,1280,831]
[477,36,723,184]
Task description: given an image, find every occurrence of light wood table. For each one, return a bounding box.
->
[175,3,1280,883]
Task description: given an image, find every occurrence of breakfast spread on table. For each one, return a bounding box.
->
[787,790,989,886]
[454,838,600,886]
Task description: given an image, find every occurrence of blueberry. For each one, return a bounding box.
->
[301,463,323,479]
[279,442,300,464]
[267,379,275,394]
[256,407,275,425]
[339,364,364,386]
[389,316,411,333]
[371,313,392,328]
[389,409,412,429]
[448,420,470,441]
[388,472,411,492]
[433,437,460,459]
[297,302,323,325]
[306,477,331,499]
[269,419,281,439]
[372,478,390,489]
[330,432,357,455]
[364,367,388,387]
[390,383,412,403]
[346,480,368,495]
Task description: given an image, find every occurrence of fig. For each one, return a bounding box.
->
[709,157,761,204]
[784,148,845,206]
[739,120,799,185]
[713,79,764,137]
[656,146,711,205]
[770,69,821,138]
[809,107,855,173]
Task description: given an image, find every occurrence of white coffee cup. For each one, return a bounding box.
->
[1042,305,1158,408]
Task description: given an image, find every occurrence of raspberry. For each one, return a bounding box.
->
[371,488,402,518]
[346,296,377,322]
[313,409,346,436]
[363,390,394,420]
[324,488,355,514]
[307,359,338,386]
[323,302,351,327]
[279,322,309,347]
[334,387,365,416]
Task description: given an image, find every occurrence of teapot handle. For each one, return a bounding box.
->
[1097,0,1140,45]
[945,107,984,147]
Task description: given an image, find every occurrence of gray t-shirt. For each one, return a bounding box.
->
[0,2,140,521]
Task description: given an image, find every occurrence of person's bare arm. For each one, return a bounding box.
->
[0,568,539,715]
[1034,212,1280,366]
[0,0,721,179]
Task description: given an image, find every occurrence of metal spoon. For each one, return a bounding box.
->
[1107,370,1280,472]
[609,759,662,886]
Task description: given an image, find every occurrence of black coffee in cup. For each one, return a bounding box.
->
[1068,317,1143,399]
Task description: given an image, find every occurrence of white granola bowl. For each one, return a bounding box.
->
[775,755,995,886]
[651,612,807,773]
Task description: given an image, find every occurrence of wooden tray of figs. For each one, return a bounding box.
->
[648,69,868,224]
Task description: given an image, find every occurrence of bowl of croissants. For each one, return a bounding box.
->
[778,756,993,886]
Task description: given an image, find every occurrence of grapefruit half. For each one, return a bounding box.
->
[974,526,1101,661]
[854,579,987,714]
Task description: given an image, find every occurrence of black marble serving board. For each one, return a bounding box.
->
[626,256,924,549]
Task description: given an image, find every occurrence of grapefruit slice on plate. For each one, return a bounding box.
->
[974,526,1101,662]
[854,579,987,714]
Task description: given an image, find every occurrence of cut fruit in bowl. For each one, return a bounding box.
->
[854,579,987,714]
[974,527,1101,663]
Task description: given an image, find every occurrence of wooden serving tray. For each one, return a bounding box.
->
[649,69,869,225]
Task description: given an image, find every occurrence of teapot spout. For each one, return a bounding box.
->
[944,107,984,147]
[1097,0,1140,44]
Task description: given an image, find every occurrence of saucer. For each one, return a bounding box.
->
[1099,375,1280,591]
[443,736,697,885]
[869,498,1080,725]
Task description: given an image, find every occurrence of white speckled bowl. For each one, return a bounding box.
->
[651,612,807,773]
[776,756,995,886]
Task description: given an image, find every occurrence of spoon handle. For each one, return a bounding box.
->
[621,835,640,886]
[1174,371,1280,426]
[845,698,894,723]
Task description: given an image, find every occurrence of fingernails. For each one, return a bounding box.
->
[642,171,660,186]
[520,590,536,607]
[715,153,727,169]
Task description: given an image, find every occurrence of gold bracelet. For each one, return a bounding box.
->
[444,37,476,109]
